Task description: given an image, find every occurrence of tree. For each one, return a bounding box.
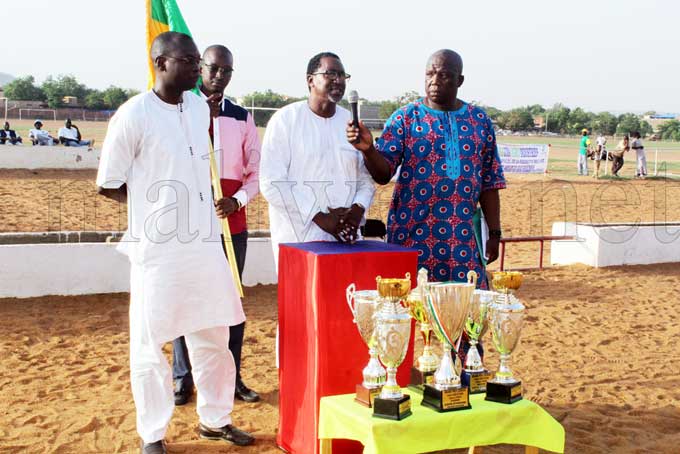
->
[567,107,593,134]
[397,90,420,105]
[616,113,649,136]
[658,120,680,141]
[102,86,129,110]
[591,112,618,136]
[378,100,400,119]
[84,90,107,110]
[545,103,570,133]
[241,90,302,126]
[3,75,44,101]
[500,107,535,131]
[526,104,546,116]
[41,74,88,108]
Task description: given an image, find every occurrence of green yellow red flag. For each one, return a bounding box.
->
[145,0,193,89]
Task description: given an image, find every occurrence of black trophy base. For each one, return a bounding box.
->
[461,369,494,394]
[485,380,523,404]
[372,394,412,420]
[408,367,435,393]
[355,384,382,408]
[421,384,471,412]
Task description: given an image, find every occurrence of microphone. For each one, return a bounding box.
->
[348,90,360,128]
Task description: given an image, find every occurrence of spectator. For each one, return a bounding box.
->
[29,120,57,146]
[631,131,647,178]
[578,128,590,176]
[0,122,22,145]
[58,119,95,149]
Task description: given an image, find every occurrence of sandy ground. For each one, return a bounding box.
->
[2,265,680,454]
[1,172,680,453]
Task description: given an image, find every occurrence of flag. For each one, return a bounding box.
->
[146,0,193,88]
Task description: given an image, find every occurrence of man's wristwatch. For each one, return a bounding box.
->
[231,197,242,210]
[489,229,502,239]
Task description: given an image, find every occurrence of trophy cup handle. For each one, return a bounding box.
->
[346,283,357,321]
[467,270,478,287]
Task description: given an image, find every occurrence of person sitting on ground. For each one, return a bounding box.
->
[58,118,95,149]
[29,120,58,146]
[0,122,23,145]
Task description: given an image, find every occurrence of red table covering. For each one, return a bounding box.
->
[277,241,418,454]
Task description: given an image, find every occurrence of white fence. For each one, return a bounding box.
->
[0,146,101,169]
[0,237,277,298]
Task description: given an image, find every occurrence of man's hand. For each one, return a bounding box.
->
[485,237,500,264]
[313,211,342,241]
[346,120,374,153]
[207,93,222,118]
[337,204,364,244]
[215,197,239,218]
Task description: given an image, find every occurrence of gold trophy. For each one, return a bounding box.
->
[405,268,439,390]
[373,274,413,420]
[486,271,526,404]
[461,289,496,393]
[421,271,477,412]
[346,284,386,407]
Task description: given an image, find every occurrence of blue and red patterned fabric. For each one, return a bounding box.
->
[376,99,506,286]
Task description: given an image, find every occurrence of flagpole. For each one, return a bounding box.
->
[208,139,244,298]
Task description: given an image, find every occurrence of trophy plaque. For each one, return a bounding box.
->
[486,271,526,404]
[405,269,438,390]
[346,284,386,407]
[372,274,413,420]
[461,289,496,393]
[421,271,477,412]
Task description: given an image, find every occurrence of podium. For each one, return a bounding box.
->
[277,241,418,454]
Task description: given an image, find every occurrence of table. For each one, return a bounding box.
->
[318,390,565,454]
[278,241,419,454]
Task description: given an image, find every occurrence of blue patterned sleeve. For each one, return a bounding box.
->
[481,115,506,191]
[375,109,406,177]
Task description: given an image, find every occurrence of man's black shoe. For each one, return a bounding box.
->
[235,380,260,403]
[198,423,255,446]
[174,381,193,406]
[140,440,166,454]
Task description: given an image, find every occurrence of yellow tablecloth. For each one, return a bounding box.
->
[318,390,564,454]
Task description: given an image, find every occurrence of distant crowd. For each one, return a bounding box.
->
[0,119,95,149]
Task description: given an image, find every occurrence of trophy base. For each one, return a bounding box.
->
[407,367,435,392]
[372,394,412,420]
[354,384,382,408]
[421,384,471,412]
[461,369,494,394]
[485,380,523,404]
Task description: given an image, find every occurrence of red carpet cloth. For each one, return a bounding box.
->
[277,241,418,454]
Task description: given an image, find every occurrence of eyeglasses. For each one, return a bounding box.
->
[162,55,202,67]
[202,63,234,76]
[311,70,351,81]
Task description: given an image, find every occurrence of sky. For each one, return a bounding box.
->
[2,0,679,113]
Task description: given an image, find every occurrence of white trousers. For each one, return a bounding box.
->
[129,323,236,443]
[636,150,647,176]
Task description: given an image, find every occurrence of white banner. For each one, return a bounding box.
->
[497,143,550,174]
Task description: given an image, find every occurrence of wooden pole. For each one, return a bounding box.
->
[208,139,244,298]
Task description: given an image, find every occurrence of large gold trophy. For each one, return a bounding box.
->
[486,271,526,404]
[346,284,386,407]
[405,269,439,390]
[372,274,413,420]
[421,271,477,412]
